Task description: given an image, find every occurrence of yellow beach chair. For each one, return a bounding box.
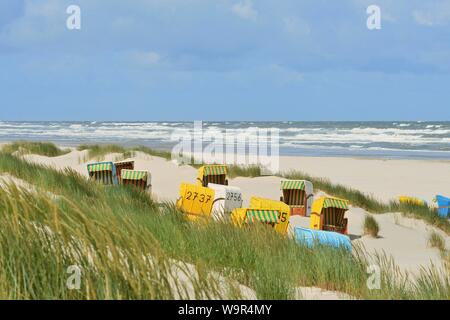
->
[399,196,426,206]
[248,197,291,236]
[280,180,314,217]
[310,196,349,235]
[197,165,228,187]
[176,183,215,222]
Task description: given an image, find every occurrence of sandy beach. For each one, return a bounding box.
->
[17,146,449,277]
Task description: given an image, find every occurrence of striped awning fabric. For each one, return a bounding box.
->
[245,210,279,224]
[204,165,227,176]
[121,170,148,180]
[87,162,113,173]
[323,198,349,210]
[281,180,305,190]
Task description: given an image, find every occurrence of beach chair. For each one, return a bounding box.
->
[207,183,243,221]
[399,196,427,206]
[248,197,291,236]
[435,195,450,218]
[231,208,279,229]
[280,180,314,217]
[114,160,134,183]
[294,227,351,251]
[87,162,118,185]
[120,169,151,192]
[176,183,216,222]
[310,196,349,235]
[197,165,228,187]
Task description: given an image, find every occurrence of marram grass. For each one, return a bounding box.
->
[0,153,449,299]
[2,141,70,157]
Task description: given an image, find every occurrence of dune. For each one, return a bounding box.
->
[280,156,450,204]
[19,148,450,278]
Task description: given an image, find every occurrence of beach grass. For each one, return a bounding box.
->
[0,152,449,299]
[363,215,380,238]
[2,141,70,157]
[227,165,262,178]
[428,231,446,252]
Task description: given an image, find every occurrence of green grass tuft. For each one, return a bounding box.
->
[363,215,380,238]
[428,231,446,252]
[2,141,69,157]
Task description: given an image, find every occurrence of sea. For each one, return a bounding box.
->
[0,121,449,160]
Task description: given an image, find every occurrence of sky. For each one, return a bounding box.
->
[0,0,450,121]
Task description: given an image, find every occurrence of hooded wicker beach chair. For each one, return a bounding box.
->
[207,183,243,221]
[280,180,314,217]
[114,160,135,183]
[231,208,279,230]
[176,182,216,222]
[249,197,291,236]
[87,162,118,185]
[120,169,151,191]
[310,196,349,235]
[197,165,228,187]
[435,195,450,218]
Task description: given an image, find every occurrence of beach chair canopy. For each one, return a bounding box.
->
[281,180,306,190]
[121,169,149,181]
[87,162,114,173]
[245,209,279,224]
[197,165,228,186]
[313,196,349,213]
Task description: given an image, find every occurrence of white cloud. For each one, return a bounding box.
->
[413,3,450,27]
[231,0,258,21]
[132,51,161,66]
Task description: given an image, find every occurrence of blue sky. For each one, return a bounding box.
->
[1,0,450,121]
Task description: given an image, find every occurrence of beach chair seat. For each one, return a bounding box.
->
[280,180,314,217]
[310,197,349,235]
[197,165,228,187]
[120,169,151,191]
[114,160,135,183]
[87,162,118,185]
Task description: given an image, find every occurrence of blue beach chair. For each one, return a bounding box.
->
[436,195,450,218]
[294,227,352,251]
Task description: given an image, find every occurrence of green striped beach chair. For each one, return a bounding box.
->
[197,165,228,187]
[87,162,118,185]
[280,180,314,216]
[245,209,279,227]
[114,160,135,183]
[120,169,151,191]
[310,196,349,235]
